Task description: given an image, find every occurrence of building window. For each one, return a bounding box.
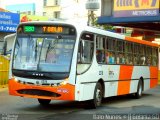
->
[43,0,47,6]
[54,11,60,18]
[43,12,47,16]
[55,0,60,5]
[28,11,31,15]
[33,11,36,15]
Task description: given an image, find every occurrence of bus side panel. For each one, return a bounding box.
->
[150,66,158,88]
[75,75,97,101]
[79,83,96,101]
[104,82,118,97]
[102,65,120,97]
[130,66,150,92]
[118,65,133,95]
[130,80,139,94]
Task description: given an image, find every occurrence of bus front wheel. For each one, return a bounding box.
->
[89,82,103,108]
[38,99,51,106]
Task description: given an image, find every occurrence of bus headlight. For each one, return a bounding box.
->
[14,77,18,82]
[12,77,20,83]
[60,78,69,86]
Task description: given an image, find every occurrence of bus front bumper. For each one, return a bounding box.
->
[8,78,75,100]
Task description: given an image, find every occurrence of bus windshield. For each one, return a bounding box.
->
[13,35,75,73]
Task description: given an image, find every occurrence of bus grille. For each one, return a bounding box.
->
[17,89,61,97]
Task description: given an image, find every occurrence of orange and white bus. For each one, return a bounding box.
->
[9,21,159,108]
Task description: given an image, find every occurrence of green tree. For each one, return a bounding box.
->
[93,17,114,31]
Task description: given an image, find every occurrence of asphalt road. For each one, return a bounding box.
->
[0,86,160,120]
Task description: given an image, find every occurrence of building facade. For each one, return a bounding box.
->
[43,0,61,19]
[2,0,101,24]
[98,0,160,32]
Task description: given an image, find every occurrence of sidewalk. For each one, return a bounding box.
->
[0,85,8,92]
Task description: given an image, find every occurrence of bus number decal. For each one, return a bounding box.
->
[108,68,115,78]
[57,88,69,93]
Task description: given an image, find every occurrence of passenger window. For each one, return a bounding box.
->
[139,45,146,65]
[146,47,152,65]
[133,44,139,65]
[96,36,105,63]
[117,40,125,64]
[125,42,133,65]
[152,48,158,66]
[106,37,116,64]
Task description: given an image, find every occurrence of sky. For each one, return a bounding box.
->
[0,0,42,9]
[3,0,38,5]
[0,0,43,15]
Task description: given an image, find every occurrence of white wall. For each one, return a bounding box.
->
[1,0,101,24]
[0,0,5,9]
[60,0,95,25]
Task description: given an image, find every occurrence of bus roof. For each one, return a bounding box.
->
[18,21,125,40]
[125,36,159,47]
[18,21,159,47]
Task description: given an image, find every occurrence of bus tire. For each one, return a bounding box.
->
[89,82,103,109]
[135,80,143,99]
[38,99,51,106]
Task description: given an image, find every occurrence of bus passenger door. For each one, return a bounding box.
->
[76,33,95,101]
[77,33,94,74]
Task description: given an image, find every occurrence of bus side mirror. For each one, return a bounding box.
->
[77,41,82,63]
[78,40,85,63]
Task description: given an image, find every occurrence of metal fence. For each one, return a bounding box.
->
[0,55,9,87]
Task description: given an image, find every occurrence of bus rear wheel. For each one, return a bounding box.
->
[38,99,51,106]
[135,80,143,99]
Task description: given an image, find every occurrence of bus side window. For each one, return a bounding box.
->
[117,40,125,64]
[140,45,146,65]
[96,36,105,64]
[106,52,110,64]
[106,37,116,64]
[152,48,158,66]
[96,50,105,63]
[109,52,115,64]
[146,47,152,65]
[133,44,139,65]
[125,42,133,65]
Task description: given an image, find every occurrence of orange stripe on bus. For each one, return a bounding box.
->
[125,36,159,47]
[117,65,133,95]
[150,66,158,88]
[8,79,75,100]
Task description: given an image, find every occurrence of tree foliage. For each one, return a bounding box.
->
[92,17,114,31]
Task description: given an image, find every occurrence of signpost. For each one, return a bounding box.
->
[114,0,159,17]
[0,12,20,32]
